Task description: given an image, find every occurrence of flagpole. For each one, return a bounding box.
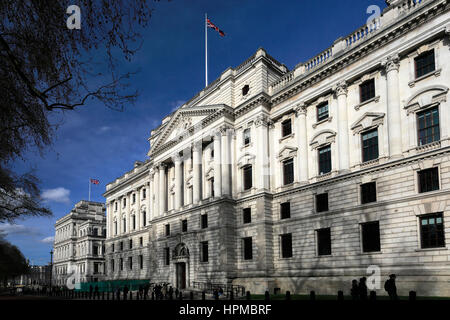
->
[88,178,91,202]
[205,13,208,88]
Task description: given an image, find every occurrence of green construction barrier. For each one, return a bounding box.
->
[75,279,150,292]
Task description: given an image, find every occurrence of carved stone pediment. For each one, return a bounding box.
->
[278,146,298,159]
[404,85,448,114]
[237,153,255,168]
[351,112,385,134]
[309,130,336,150]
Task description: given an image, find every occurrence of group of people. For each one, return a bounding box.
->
[351,274,398,300]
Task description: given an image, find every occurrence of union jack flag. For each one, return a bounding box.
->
[90,179,100,185]
[207,18,225,37]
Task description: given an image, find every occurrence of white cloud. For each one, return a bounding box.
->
[40,236,54,244]
[41,187,70,203]
[98,126,111,133]
[0,223,41,237]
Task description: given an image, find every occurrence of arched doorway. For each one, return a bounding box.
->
[172,243,189,289]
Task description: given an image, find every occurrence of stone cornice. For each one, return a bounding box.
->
[269,0,449,105]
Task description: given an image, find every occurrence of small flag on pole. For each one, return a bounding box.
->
[90,179,100,185]
[207,18,225,37]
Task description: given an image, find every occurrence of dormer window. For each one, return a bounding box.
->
[242,85,250,96]
[281,119,292,137]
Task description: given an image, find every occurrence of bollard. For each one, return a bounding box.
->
[230,290,234,301]
[246,291,251,300]
[179,292,183,300]
[286,291,291,301]
[337,291,344,301]
[310,291,316,301]
[202,291,206,300]
[190,292,194,300]
[370,291,376,301]
[264,291,270,301]
[409,291,416,301]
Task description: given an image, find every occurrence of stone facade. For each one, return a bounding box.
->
[104,0,450,296]
[53,201,106,286]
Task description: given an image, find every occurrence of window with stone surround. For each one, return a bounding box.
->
[123,218,126,233]
[132,193,136,204]
[181,219,188,232]
[361,221,380,252]
[417,107,440,146]
[359,78,375,103]
[120,241,123,251]
[201,214,208,229]
[129,239,133,249]
[128,257,132,270]
[243,165,253,190]
[283,158,294,185]
[361,128,379,162]
[280,233,293,258]
[418,167,439,193]
[280,202,291,220]
[111,259,114,272]
[112,243,115,252]
[317,102,329,122]
[142,211,147,227]
[164,247,170,265]
[415,50,435,78]
[132,215,136,230]
[139,255,143,269]
[114,221,117,235]
[142,188,146,199]
[361,182,377,204]
[123,198,126,207]
[165,224,170,236]
[243,128,251,146]
[317,228,331,256]
[201,241,209,262]
[281,119,292,137]
[243,237,253,260]
[243,208,251,224]
[120,258,123,271]
[316,193,329,213]
[420,213,445,249]
[318,145,331,175]
[139,237,143,246]
[115,202,117,211]
[210,178,215,198]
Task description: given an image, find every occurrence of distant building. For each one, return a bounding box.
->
[104,0,450,296]
[6,265,51,287]
[53,201,106,286]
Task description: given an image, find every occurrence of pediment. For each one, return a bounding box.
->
[151,104,232,153]
[309,130,336,149]
[404,85,448,114]
[351,112,385,134]
[237,153,255,168]
[278,146,298,159]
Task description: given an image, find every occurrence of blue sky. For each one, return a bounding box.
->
[3,0,386,265]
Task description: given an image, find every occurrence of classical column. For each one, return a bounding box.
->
[192,141,202,205]
[295,103,309,183]
[255,115,270,190]
[159,164,166,214]
[213,130,222,197]
[173,154,183,210]
[221,127,232,196]
[335,81,350,171]
[383,54,402,158]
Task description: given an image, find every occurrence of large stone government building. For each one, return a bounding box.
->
[103,0,450,296]
[53,201,106,286]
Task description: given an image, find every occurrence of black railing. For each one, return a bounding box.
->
[191,281,245,297]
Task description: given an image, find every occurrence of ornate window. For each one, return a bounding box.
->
[281,119,292,137]
[318,146,332,175]
[415,50,435,78]
[359,79,375,103]
[243,165,253,190]
[316,102,329,122]
[417,107,440,146]
[282,158,294,185]
[362,129,379,162]
[243,128,251,146]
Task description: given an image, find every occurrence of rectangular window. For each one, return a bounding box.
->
[123,218,126,233]
[281,119,292,137]
[359,78,375,103]
[317,102,329,122]
[201,241,209,262]
[142,188,146,199]
[132,215,136,230]
[415,50,435,78]
[182,219,188,232]
[128,257,132,270]
[283,158,294,185]
[316,193,329,213]
[201,214,208,229]
[243,166,253,190]
[143,211,147,227]
[280,202,291,220]
[115,202,118,211]
[123,198,126,207]
[132,193,136,204]
[114,221,117,235]
[129,239,133,249]
[243,128,251,146]
[165,224,170,236]
[94,263,99,274]
[139,237,143,246]
[210,178,215,198]
[120,241,123,251]
[243,208,251,224]
[361,182,377,204]
[418,167,439,193]
[164,247,170,265]
[139,255,143,269]
[243,237,253,260]
[417,107,440,146]
[318,146,332,175]
[111,259,115,272]
[281,233,293,258]
[111,243,115,253]
[119,258,123,271]
[93,246,98,256]
[317,228,331,256]
[362,129,379,162]
[420,213,445,249]
[361,221,381,252]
